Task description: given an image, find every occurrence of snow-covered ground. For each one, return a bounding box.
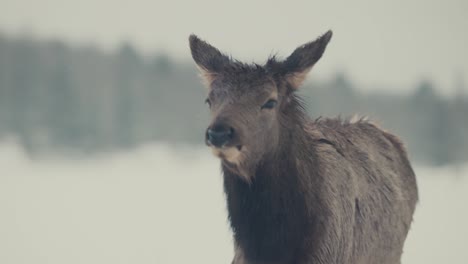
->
[0,142,466,264]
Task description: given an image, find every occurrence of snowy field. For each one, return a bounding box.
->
[0,142,467,264]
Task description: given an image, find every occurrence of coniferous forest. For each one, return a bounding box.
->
[0,33,467,166]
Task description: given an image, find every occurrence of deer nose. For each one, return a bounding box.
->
[206,124,234,148]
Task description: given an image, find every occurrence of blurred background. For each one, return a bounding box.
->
[0,0,467,263]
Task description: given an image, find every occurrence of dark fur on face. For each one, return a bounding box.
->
[189,31,418,264]
[189,31,332,181]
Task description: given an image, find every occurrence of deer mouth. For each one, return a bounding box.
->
[211,145,244,164]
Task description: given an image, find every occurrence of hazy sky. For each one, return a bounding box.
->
[1,0,467,94]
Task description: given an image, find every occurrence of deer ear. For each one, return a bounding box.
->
[283,30,332,89]
[189,35,230,86]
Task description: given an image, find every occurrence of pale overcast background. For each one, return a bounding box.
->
[1,0,467,95]
[1,2,468,264]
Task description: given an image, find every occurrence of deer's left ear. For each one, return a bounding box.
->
[189,35,230,86]
[282,30,332,89]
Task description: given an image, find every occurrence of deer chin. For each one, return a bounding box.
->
[211,145,244,165]
[211,145,256,183]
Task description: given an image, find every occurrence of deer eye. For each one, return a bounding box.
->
[261,99,277,110]
[205,98,211,108]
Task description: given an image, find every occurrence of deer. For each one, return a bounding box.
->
[188,30,418,264]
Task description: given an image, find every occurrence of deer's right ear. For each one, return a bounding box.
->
[189,35,230,86]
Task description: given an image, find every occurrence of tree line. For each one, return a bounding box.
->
[0,33,467,166]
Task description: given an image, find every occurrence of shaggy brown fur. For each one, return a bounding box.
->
[189,31,418,264]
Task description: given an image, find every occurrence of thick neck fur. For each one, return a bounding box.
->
[222,96,314,262]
